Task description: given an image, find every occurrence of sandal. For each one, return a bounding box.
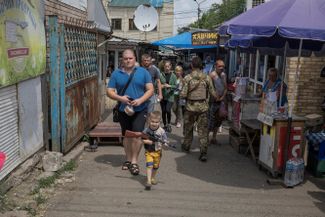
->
[129,163,140,175]
[151,178,158,185]
[122,161,131,170]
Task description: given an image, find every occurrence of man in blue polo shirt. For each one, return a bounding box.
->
[107,49,154,176]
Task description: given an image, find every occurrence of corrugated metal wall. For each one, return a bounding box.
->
[0,85,20,180]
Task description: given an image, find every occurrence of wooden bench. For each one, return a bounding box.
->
[85,122,122,151]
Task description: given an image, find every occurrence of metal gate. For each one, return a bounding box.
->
[0,85,20,180]
[49,16,99,153]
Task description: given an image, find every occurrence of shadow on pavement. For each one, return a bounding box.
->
[94,154,125,168]
[174,134,278,189]
[307,174,325,214]
[95,153,148,188]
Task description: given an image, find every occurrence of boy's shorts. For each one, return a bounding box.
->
[145,150,162,169]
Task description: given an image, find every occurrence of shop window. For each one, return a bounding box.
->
[112,18,122,30]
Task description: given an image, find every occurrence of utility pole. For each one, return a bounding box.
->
[194,0,207,28]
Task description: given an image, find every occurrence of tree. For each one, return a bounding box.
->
[186,0,246,30]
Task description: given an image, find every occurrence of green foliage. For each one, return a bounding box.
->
[188,0,246,30]
[31,160,76,194]
[38,175,57,189]
[82,134,90,143]
[24,204,37,217]
[0,194,15,213]
[34,194,46,206]
[59,160,77,173]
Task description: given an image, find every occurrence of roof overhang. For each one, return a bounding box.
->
[87,0,111,33]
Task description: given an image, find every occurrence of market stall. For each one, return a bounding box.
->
[220,0,325,185]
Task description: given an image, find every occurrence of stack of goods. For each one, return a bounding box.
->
[284,158,305,187]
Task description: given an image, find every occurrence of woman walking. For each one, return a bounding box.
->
[172,65,184,128]
[160,60,177,133]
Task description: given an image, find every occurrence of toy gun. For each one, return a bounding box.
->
[125,130,176,149]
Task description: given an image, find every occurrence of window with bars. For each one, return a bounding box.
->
[111,18,122,30]
[129,19,138,30]
[252,0,265,7]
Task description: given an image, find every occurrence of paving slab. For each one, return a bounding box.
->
[45,115,325,217]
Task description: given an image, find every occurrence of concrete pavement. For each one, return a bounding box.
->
[45,114,325,217]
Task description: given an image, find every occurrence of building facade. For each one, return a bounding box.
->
[0,0,47,180]
[246,0,269,10]
[106,0,174,42]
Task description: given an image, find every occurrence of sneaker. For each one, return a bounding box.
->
[166,124,172,133]
[151,178,158,185]
[145,182,152,191]
[199,154,207,162]
[176,122,181,128]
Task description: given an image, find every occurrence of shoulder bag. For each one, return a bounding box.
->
[113,70,136,122]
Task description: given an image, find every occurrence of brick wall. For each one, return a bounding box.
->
[286,56,325,116]
[45,0,87,24]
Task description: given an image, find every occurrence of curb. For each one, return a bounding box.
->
[63,142,88,163]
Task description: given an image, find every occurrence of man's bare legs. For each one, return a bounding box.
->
[123,137,142,163]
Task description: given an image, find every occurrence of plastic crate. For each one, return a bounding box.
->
[307,150,325,177]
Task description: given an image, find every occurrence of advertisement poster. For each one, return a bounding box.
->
[0,0,46,87]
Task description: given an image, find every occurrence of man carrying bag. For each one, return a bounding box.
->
[107,49,154,175]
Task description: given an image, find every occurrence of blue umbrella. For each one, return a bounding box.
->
[152,32,218,49]
[219,0,325,42]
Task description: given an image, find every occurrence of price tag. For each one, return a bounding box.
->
[257,112,274,126]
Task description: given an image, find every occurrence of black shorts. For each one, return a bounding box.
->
[119,109,147,136]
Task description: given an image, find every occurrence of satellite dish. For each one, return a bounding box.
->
[133,4,158,32]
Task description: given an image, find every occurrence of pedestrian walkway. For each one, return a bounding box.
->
[45,115,325,217]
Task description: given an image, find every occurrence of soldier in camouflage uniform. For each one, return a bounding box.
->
[180,57,219,162]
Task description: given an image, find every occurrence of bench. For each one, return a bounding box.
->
[85,122,122,151]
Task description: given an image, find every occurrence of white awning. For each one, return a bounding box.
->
[87,0,111,33]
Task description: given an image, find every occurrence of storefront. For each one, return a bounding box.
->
[0,0,46,180]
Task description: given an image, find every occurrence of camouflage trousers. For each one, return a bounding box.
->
[182,110,208,154]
